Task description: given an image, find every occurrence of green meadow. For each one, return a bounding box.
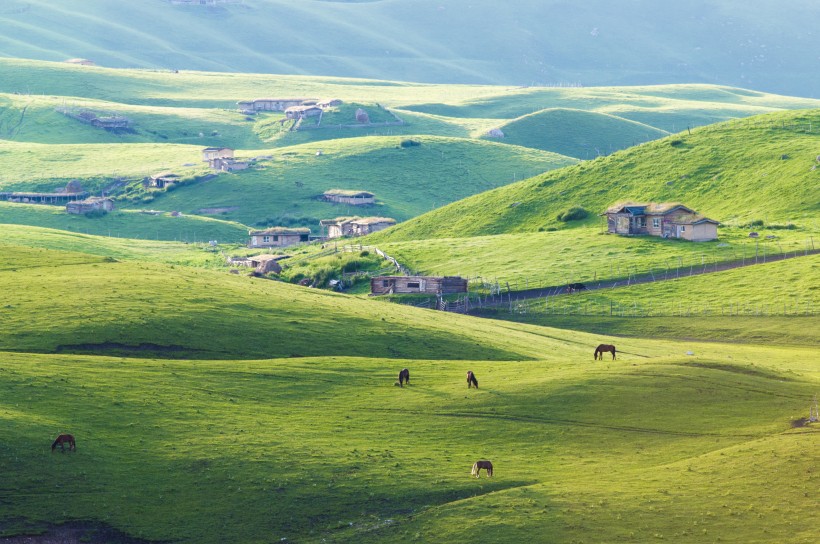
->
[1,55,819,543]
[2,344,817,543]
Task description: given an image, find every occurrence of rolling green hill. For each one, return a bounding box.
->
[375,108,820,242]
[1,1,819,97]
[481,108,668,159]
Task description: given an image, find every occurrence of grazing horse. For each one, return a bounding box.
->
[594,344,616,360]
[471,460,493,478]
[467,370,479,389]
[398,368,410,387]
[566,282,587,293]
[51,434,76,452]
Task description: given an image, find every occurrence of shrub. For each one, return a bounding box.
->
[746,219,765,227]
[400,139,421,148]
[670,139,683,147]
[83,209,108,218]
[556,206,590,222]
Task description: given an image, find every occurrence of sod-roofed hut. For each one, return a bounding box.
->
[320,216,396,238]
[370,276,468,296]
[323,190,375,206]
[66,197,115,214]
[603,202,719,241]
[248,227,311,248]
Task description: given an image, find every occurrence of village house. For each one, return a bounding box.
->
[1,181,88,205]
[320,216,396,238]
[285,105,323,120]
[66,197,115,215]
[317,99,343,109]
[147,172,180,189]
[323,189,375,206]
[603,202,719,241]
[248,227,311,248]
[202,147,234,162]
[228,254,289,275]
[236,98,317,112]
[370,276,468,296]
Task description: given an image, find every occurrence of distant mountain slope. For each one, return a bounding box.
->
[482,108,668,159]
[375,108,820,241]
[0,1,818,96]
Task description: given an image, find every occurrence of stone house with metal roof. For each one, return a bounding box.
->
[603,202,719,241]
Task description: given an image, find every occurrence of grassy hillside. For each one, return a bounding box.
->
[479,254,819,345]
[0,204,250,244]
[482,108,669,159]
[1,347,817,543]
[1,1,819,96]
[0,243,614,361]
[375,108,820,242]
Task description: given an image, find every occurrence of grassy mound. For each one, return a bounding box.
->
[482,108,668,159]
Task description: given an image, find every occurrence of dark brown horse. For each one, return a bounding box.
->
[51,434,76,452]
[471,460,493,478]
[398,368,410,387]
[594,344,616,360]
[467,370,479,388]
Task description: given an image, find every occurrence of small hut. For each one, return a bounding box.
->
[248,227,311,248]
[323,190,375,206]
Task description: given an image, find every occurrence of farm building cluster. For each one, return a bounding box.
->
[236,98,342,119]
[603,202,719,241]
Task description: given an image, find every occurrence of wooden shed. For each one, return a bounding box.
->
[370,276,468,296]
[148,172,180,189]
[238,98,317,112]
[248,227,311,248]
[323,190,375,206]
[603,202,719,241]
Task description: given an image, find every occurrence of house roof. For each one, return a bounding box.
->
[151,171,179,179]
[249,227,311,236]
[670,216,720,226]
[324,189,374,198]
[604,201,696,215]
[202,147,233,152]
[351,217,396,225]
[320,216,395,226]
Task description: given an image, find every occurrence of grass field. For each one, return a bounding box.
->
[1,345,817,543]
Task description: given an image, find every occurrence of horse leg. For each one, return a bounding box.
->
[611,349,616,360]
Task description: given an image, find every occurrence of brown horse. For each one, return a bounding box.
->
[398,368,410,387]
[594,344,616,360]
[51,434,76,452]
[467,370,479,388]
[471,460,493,478]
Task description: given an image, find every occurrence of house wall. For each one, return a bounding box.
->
[689,223,718,242]
[249,234,307,248]
[370,276,467,295]
[328,195,375,206]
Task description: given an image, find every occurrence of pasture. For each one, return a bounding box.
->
[1,343,817,543]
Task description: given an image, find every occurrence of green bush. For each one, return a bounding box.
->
[556,206,589,222]
[400,139,421,148]
[83,209,108,218]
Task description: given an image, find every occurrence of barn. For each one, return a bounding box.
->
[323,190,375,206]
[248,227,311,248]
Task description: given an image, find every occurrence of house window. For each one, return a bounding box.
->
[638,217,647,227]
[300,234,309,242]
[407,282,421,289]
[273,235,279,242]
[652,218,660,228]
[382,280,391,287]
[680,226,686,232]
[262,236,270,243]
